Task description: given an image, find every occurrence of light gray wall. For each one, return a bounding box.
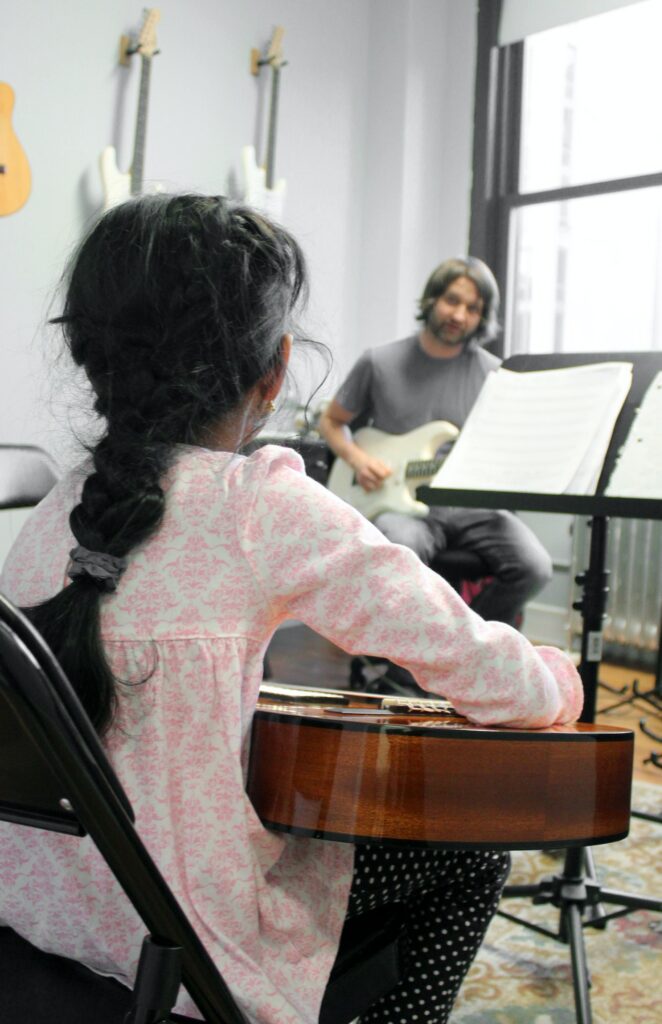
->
[0,0,477,469]
[357,0,477,351]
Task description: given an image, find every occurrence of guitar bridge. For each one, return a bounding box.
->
[380,697,456,715]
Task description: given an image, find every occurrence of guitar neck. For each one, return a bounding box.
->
[264,65,281,190]
[130,54,152,195]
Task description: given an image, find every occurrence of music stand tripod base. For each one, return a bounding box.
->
[498,844,662,1024]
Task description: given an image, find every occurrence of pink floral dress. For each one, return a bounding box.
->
[0,445,583,1022]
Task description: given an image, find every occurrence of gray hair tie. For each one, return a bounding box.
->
[67,546,128,592]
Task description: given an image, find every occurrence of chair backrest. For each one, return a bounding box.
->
[0,592,246,1024]
[0,445,59,509]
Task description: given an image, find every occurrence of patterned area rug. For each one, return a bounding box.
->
[452,781,661,1024]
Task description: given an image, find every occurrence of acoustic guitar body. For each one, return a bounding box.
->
[0,83,31,216]
[248,690,634,850]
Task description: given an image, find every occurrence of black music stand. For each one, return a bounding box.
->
[419,351,662,1024]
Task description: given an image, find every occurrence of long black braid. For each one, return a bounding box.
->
[25,194,311,733]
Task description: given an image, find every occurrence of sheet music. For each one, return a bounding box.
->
[431,362,632,495]
[605,371,662,498]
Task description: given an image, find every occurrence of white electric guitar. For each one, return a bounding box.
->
[99,8,161,210]
[242,27,287,220]
[327,421,459,521]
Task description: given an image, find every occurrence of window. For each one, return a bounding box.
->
[471,0,662,356]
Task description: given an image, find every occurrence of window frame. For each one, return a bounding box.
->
[469,0,662,358]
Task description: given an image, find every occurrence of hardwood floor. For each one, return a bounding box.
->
[597,663,661,786]
[266,623,662,789]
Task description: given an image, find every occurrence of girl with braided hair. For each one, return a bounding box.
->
[0,194,583,1024]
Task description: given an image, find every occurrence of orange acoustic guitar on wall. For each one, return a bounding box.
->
[0,82,31,216]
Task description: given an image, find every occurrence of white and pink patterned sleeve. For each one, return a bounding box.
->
[241,448,583,728]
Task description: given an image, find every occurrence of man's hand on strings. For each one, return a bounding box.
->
[350,450,392,492]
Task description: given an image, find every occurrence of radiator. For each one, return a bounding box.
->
[570,517,662,668]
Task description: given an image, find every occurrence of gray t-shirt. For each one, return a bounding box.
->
[335,335,501,435]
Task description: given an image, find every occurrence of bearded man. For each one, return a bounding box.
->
[319,256,552,639]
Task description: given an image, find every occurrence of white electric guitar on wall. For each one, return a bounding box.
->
[99,8,161,210]
[326,421,459,521]
[242,27,287,220]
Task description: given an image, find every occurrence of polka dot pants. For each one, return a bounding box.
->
[345,846,510,1024]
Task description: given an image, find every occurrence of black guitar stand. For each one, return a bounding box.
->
[600,676,662,715]
[636,719,662,823]
[598,600,662,719]
[594,548,662,826]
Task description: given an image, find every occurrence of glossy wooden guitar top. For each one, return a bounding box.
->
[248,685,634,850]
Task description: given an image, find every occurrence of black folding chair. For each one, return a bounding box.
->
[0,592,402,1023]
[0,443,59,509]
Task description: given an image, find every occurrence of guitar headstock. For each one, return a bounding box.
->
[251,26,286,76]
[136,7,161,59]
[266,26,285,70]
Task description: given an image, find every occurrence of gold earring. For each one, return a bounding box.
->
[265,400,276,413]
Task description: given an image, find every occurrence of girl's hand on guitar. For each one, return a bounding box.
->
[350,450,393,492]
